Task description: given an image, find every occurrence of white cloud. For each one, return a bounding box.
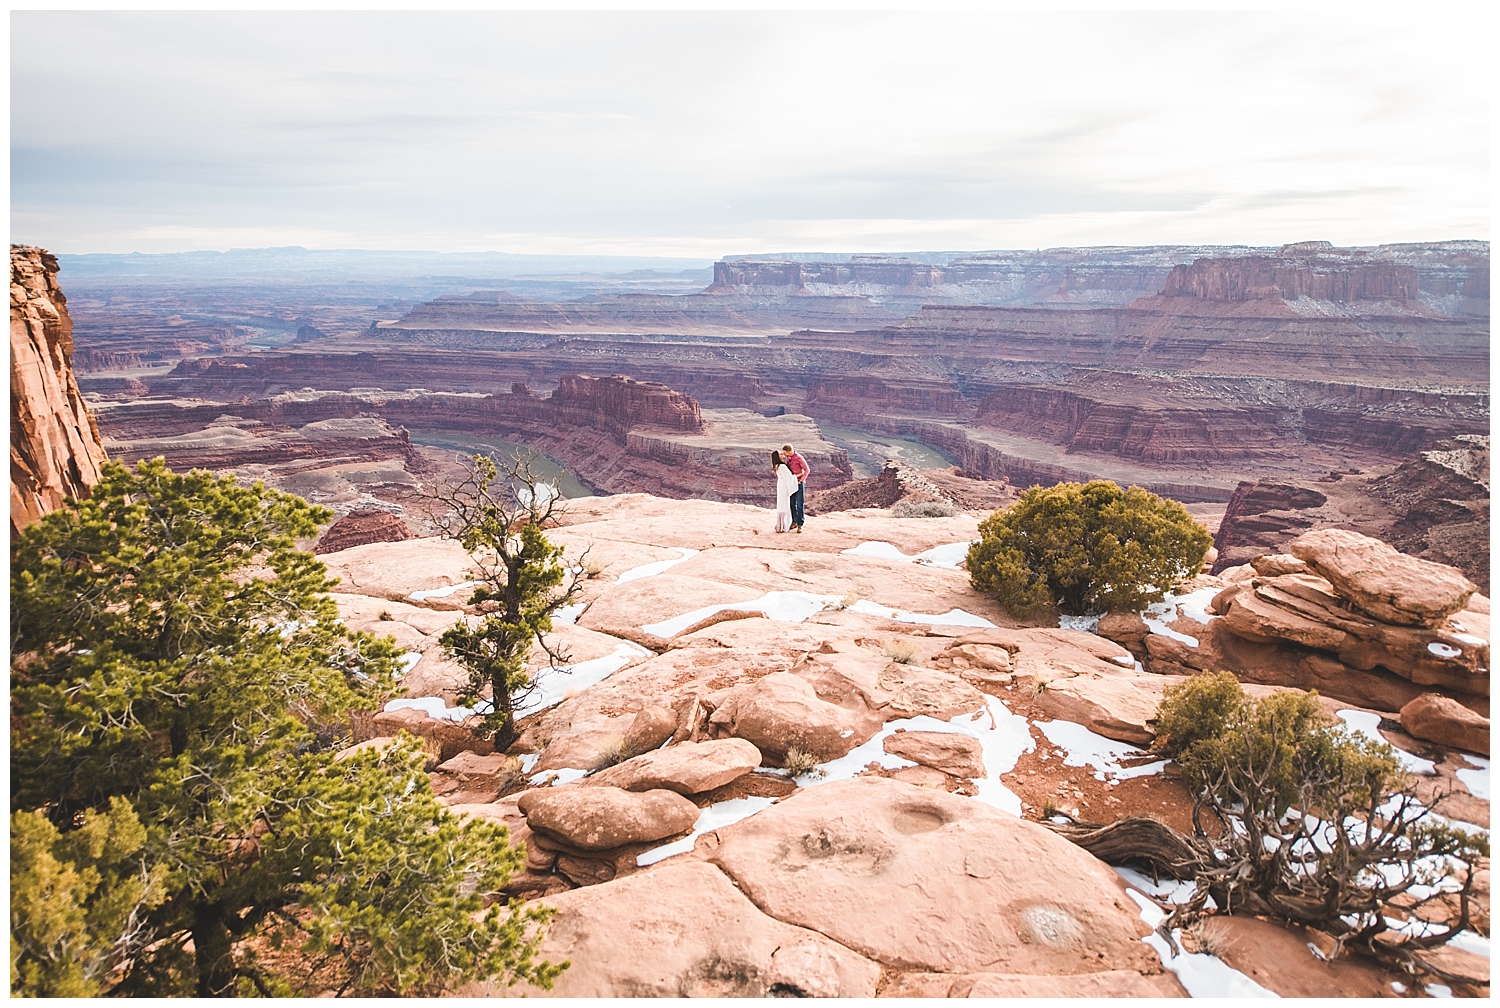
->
[10,11,1488,254]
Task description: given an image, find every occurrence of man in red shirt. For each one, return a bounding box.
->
[781,443,808,532]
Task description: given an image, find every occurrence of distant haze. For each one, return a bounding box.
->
[11,12,1488,256]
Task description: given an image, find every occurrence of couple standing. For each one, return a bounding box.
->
[772,443,808,533]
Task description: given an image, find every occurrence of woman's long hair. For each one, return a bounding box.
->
[770,450,783,469]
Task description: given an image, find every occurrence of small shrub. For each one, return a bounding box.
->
[882,638,925,665]
[967,480,1211,617]
[891,500,957,518]
[782,746,825,779]
[592,736,634,770]
[1151,672,1489,967]
[1041,796,1059,819]
[378,610,394,621]
[583,560,607,579]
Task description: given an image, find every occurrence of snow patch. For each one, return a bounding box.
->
[617,547,699,584]
[1125,889,1278,997]
[635,796,779,866]
[407,579,478,603]
[1034,719,1166,783]
[643,590,843,638]
[1058,614,1101,633]
[529,767,588,787]
[800,695,1035,816]
[1456,754,1490,801]
[847,599,996,628]
[1337,710,1435,774]
[840,540,975,569]
[396,651,422,677]
[552,602,587,625]
[516,643,651,717]
[1141,586,1220,647]
[1428,642,1462,659]
[384,696,472,722]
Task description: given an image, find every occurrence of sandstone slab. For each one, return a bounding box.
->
[517,785,698,850]
[704,777,1171,978]
[882,970,1184,997]
[706,671,875,762]
[480,861,881,997]
[883,730,986,778]
[1400,694,1490,756]
[320,537,476,606]
[1290,528,1477,626]
[586,738,762,795]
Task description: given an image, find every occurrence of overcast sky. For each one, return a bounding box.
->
[10,11,1489,257]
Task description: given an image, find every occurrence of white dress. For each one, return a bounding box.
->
[774,464,797,532]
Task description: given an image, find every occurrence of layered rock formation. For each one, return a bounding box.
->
[1118,529,1490,721]
[95,378,852,509]
[1212,436,1490,593]
[314,509,415,554]
[10,246,109,535]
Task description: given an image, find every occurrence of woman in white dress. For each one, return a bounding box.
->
[772,450,797,532]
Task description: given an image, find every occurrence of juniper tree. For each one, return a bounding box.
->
[967,480,1211,616]
[10,459,564,996]
[432,452,586,752]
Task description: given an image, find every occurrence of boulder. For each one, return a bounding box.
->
[369,705,492,762]
[945,642,1014,674]
[477,861,881,997]
[1400,694,1491,755]
[1289,529,1476,626]
[883,731,986,778]
[586,738,763,795]
[517,785,699,851]
[702,777,1174,981]
[314,509,414,554]
[431,751,522,803]
[707,671,875,762]
[876,663,986,720]
[1249,553,1310,577]
[1096,611,1149,649]
[620,704,678,756]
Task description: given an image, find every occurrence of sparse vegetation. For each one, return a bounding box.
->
[782,747,825,779]
[882,638,925,665]
[1151,672,1489,970]
[592,736,635,770]
[378,609,394,621]
[891,500,957,518]
[433,451,587,752]
[966,480,1212,617]
[10,460,565,996]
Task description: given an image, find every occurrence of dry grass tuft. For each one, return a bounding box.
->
[782,746,826,779]
[883,638,926,666]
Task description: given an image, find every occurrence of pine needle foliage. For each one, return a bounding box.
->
[966,480,1211,616]
[10,459,564,996]
[432,452,586,751]
[1153,673,1489,968]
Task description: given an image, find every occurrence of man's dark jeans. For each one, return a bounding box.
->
[791,482,805,527]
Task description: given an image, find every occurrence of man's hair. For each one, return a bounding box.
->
[782,444,793,452]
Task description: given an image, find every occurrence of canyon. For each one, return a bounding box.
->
[10,241,1491,997]
[71,241,1487,541]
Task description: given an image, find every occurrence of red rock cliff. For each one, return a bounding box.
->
[548,374,704,434]
[1161,254,1420,303]
[11,245,108,535]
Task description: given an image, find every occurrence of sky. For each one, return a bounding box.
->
[10,11,1490,258]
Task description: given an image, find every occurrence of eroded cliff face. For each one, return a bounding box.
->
[11,246,108,535]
